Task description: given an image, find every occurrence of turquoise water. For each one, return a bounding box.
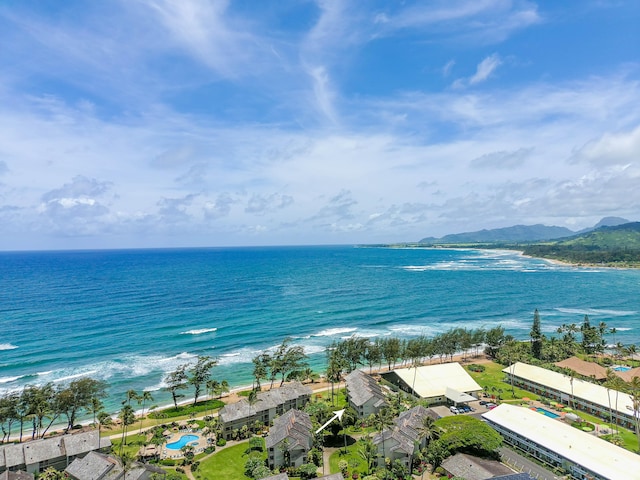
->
[1,246,639,416]
[613,366,631,372]
[536,407,560,419]
[166,434,199,450]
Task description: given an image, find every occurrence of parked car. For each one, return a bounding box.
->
[479,400,487,405]
[449,406,459,414]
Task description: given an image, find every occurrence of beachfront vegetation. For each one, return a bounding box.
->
[522,221,640,266]
[251,337,309,390]
[0,377,107,442]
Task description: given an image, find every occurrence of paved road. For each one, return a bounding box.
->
[499,446,561,480]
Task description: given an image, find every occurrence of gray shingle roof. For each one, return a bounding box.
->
[23,437,64,465]
[441,453,514,480]
[220,382,312,423]
[64,431,105,457]
[65,451,116,480]
[3,444,26,468]
[0,471,34,480]
[372,405,430,455]
[265,409,312,450]
[345,370,387,408]
[0,430,111,472]
[263,474,289,480]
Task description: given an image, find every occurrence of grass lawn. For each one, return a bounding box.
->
[466,361,539,401]
[110,433,147,457]
[312,386,348,407]
[194,439,265,480]
[328,438,367,477]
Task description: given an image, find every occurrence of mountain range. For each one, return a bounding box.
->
[419,216,630,244]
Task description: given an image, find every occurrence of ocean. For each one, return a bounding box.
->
[1,245,639,416]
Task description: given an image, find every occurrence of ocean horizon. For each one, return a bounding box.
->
[2,245,639,418]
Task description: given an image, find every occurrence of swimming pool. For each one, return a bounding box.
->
[166,434,200,450]
[536,407,560,419]
[613,365,631,372]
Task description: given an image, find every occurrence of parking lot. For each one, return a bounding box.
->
[430,398,498,418]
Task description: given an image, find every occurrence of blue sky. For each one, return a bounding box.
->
[0,0,639,250]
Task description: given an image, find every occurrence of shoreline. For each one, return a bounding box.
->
[24,351,492,440]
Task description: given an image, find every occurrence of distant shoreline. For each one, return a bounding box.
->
[372,243,640,269]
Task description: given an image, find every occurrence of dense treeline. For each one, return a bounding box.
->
[0,378,107,443]
[523,244,640,265]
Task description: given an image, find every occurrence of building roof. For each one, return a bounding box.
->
[65,451,116,480]
[265,409,312,450]
[263,474,289,480]
[2,444,26,468]
[64,430,106,457]
[614,366,640,382]
[23,436,64,465]
[345,370,387,408]
[389,362,482,399]
[373,405,430,455]
[0,430,110,472]
[554,356,608,381]
[483,403,640,479]
[441,452,514,480]
[0,472,34,480]
[219,382,312,423]
[504,362,634,415]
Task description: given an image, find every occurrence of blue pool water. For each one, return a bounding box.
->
[166,434,199,450]
[536,407,560,419]
[613,366,631,372]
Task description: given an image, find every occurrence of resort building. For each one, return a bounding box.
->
[266,409,313,469]
[440,452,515,480]
[0,431,110,475]
[344,370,387,418]
[372,405,429,468]
[554,356,608,381]
[65,451,165,480]
[483,403,640,480]
[0,472,33,480]
[219,382,312,439]
[503,362,637,429]
[381,362,482,406]
[613,366,640,383]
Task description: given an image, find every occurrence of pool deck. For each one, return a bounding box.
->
[160,426,210,459]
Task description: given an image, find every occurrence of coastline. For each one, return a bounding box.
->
[39,351,492,439]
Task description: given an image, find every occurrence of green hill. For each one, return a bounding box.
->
[419,224,574,244]
[522,222,640,266]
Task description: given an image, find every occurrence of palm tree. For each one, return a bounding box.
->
[125,389,138,406]
[118,404,136,454]
[357,437,377,475]
[609,327,617,357]
[628,376,640,452]
[137,391,154,435]
[625,344,638,362]
[418,415,437,448]
[116,450,136,477]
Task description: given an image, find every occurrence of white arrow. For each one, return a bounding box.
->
[315,409,345,434]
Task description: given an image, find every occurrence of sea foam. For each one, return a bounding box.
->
[0,343,18,351]
[180,328,218,335]
[311,327,358,337]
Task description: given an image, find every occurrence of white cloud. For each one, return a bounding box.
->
[453,53,502,88]
[469,54,502,84]
[572,125,640,166]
